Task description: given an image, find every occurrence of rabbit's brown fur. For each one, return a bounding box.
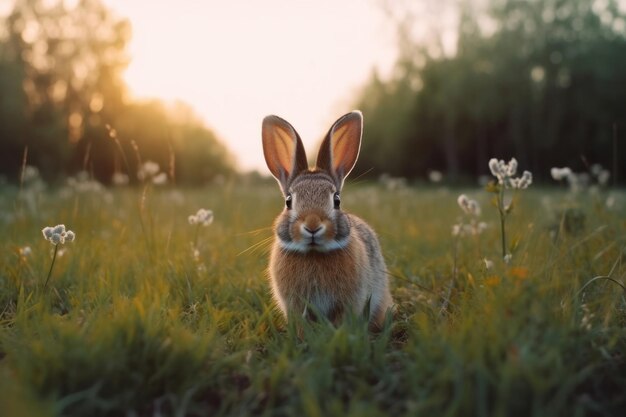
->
[262,111,393,329]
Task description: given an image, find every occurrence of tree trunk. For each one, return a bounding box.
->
[443,112,459,182]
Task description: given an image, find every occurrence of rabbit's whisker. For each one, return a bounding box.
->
[238,236,274,257]
[235,227,273,236]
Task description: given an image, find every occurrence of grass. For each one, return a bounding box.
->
[0,180,625,417]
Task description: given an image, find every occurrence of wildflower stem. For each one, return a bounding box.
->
[138,184,155,260]
[193,223,200,250]
[44,244,59,289]
[498,185,507,258]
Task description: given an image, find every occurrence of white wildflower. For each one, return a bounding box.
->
[489,158,533,190]
[67,172,104,193]
[42,227,54,239]
[22,165,40,183]
[65,230,75,242]
[488,158,526,188]
[143,161,160,176]
[137,160,161,181]
[42,224,75,245]
[606,195,615,209]
[511,170,532,189]
[590,164,602,176]
[428,170,443,183]
[464,224,476,235]
[112,172,129,186]
[503,253,513,264]
[505,158,518,177]
[580,303,594,331]
[457,194,469,211]
[467,199,481,216]
[483,258,494,270]
[152,172,168,185]
[379,173,407,190]
[457,194,481,216]
[189,209,214,227]
[578,173,591,187]
[452,220,486,237]
[19,246,32,257]
[488,158,502,179]
[597,170,610,186]
[551,167,572,181]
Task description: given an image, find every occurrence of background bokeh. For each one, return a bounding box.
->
[1,0,625,185]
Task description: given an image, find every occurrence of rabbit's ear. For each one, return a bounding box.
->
[316,111,362,189]
[262,115,309,192]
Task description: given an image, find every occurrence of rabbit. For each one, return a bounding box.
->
[261,110,393,330]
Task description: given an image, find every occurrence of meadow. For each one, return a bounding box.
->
[0,175,625,417]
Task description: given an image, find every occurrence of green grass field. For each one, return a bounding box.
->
[1,181,625,417]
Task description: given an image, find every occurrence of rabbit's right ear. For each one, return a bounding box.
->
[262,115,309,193]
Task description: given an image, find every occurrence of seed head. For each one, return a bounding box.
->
[506,158,518,177]
[511,170,532,189]
[457,194,481,216]
[65,230,75,242]
[483,258,494,270]
[137,160,161,181]
[42,224,75,245]
[152,172,168,185]
[488,158,528,189]
[112,172,129,186]
[42,226,54,239]
[189,209,214,227]
[551,167,572,181]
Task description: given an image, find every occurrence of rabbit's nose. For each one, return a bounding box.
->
[304,226,322,235]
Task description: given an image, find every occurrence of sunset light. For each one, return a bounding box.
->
[2,1,626,415]
[105,0,397,171]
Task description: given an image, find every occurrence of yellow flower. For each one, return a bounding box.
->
[485,276,501,287]
[509,267,529,280]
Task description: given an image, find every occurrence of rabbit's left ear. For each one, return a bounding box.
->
[316,111,362,190]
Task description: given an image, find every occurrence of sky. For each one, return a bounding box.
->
[104,0,398,172]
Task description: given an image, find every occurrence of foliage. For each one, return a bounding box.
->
[0,0,235,184]
[355,0,626,182]
[0,181,625,416]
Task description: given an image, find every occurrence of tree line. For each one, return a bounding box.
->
[353,0,626,184]
[2,0,625,186]
[0,0,234,185]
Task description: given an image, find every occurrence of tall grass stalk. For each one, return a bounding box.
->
[497,185,507,258]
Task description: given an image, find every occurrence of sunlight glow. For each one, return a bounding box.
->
[104,0,397,171]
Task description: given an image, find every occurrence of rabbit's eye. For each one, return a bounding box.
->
[285,193,292,210]
[333,192,340,209]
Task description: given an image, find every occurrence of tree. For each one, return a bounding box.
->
[0,0,236,184]
[354,0,626,183]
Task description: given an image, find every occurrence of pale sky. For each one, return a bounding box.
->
[104,0,398,172]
